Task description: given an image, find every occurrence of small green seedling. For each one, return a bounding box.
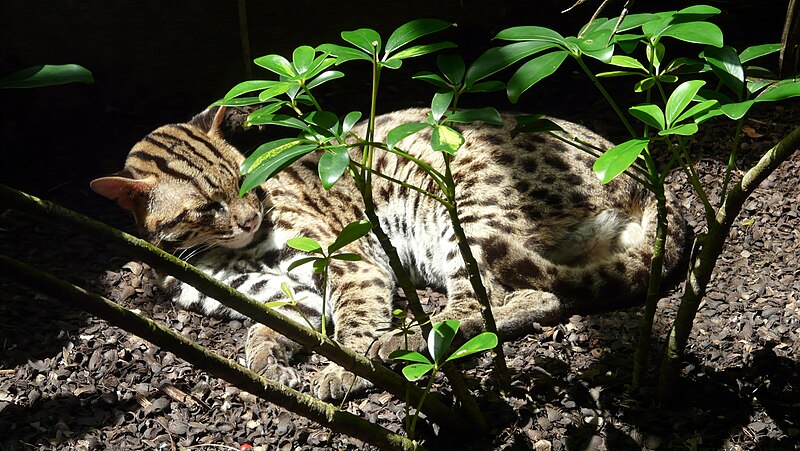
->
[389,320,498,436]
[285,219,372,336]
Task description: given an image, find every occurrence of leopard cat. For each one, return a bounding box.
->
[91,106,689,400]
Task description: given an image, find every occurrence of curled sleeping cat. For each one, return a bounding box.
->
[91,106,689,400]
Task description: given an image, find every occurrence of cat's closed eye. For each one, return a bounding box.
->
[197,200,227,214]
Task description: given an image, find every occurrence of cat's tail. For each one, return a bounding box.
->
[549,188,691,312]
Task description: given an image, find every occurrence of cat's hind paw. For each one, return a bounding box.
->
[311,364,373,401]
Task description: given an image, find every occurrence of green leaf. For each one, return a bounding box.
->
[512,115,565,136]
[413,71,449,88]
[265,300,292,309]
[386,122,429,149]
[582,44,615,63]
[316,44,373,64]
[596,70,642,78]
[342,28,382,55]
[304,110,339,131]
[658,74,679,83]
[608,55,646,71]
[593,139,649,184]
[739,43,781,64]
[646,42,665,69]
[328,220,372,254]
[254,54,296,77]
[673,99,719,124]
[239,140,317,194]
[385,19,453,55]
[211,96,265,107]
[445,332,498,362]
[380,59,403,70]
[702,46,744,99]
[389,350,432,364]
[304,54,337,79]
[465,80,505,92]
[431,89,454,121]
[633,77,656,92]
[318,145,350,190]
[629,104,666,130]
[658,123,699,136]
[665,80,706,126]
[495,26,568,45]
[401,363,435,381]
[428,320,460,363]
[306,70,345,89]
[445,107,503,126]
[0,64,93,89]
[507,50,569,103]
[747,79,774,95]
[386,42,457,62]
[292,46,316,74]
[615,34,643,54]
[287,237,323,253]
[614,13,661,32]
[431,124,464,155]
[223,80,276,100]
[248,102,285,120]
[246,113,308,130]
[331,252,361,261]
[466,41,559,86]
[664,56,705,75]
[312,258,327,274]
[287,256,320,272]
[662,22,723,47]
[257,82,294,102]
[437,54,465,85]
[754,79,800,103]
[342,111,362,135]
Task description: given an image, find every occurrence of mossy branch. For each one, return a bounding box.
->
[658,124,800,399]
[0,255,422,451]
[0,183,462,434]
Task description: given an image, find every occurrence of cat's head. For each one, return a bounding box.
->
[91,107,265,250]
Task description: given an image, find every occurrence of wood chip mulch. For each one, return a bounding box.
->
[1,102,799,450]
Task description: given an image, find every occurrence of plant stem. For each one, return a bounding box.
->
[719,117,745,205]
[442,156,511,394]
[360,197,488,435]
[0,184,462,434]
[658,124,800,399]
[632,187,668,388]
[349,160,451,207]
[0,255,424,451]
[409,371,437,439]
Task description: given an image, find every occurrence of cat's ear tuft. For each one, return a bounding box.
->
[189,106,228,139]
[90,175,155,211]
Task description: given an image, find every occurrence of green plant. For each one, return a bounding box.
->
[470,4,800,396]
[285,219,372,336]
[390,320,497,438]
[0,64,93,89]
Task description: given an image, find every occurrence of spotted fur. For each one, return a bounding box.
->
[92,107,689,400]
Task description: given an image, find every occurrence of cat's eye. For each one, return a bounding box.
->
[197,200,227,214]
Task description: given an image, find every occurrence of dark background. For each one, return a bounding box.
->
[0,0,791,197]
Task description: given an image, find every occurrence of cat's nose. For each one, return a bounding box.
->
[239,213,261,233]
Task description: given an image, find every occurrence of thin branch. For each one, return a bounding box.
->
[0,255,422,451]
[0,183,462,434]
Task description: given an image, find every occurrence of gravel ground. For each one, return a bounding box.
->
[1,103,799,450]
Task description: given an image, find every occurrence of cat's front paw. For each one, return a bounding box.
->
[245,324,303,389]
[311,364,373,401]
[369,332,426,362]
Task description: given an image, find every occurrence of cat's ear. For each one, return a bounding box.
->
[90,175,155,211]
[189,106,228,139]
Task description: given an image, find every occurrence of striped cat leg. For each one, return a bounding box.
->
[244,272,325,389]
[310,258,394,400]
